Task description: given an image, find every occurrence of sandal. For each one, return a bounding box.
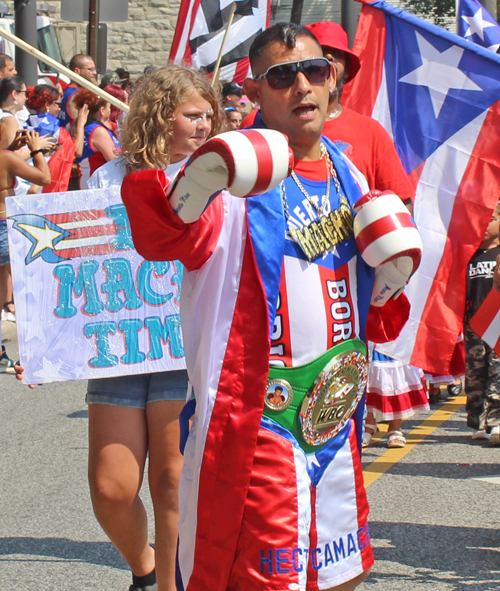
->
[362,423,379,448]
[387,430,406,448]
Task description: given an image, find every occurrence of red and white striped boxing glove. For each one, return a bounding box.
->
[353,190,423,307]
[169,129,294,223]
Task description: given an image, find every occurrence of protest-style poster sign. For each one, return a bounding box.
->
[7,187,186,385]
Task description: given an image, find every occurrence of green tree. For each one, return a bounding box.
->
[402,0,455,26]
[403,0,500,26]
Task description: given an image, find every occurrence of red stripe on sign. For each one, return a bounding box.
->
[243,130,274,195]
[55,244,115,259]
[356,212,414,254]
[47,210,106,224]
[67,223,116,240]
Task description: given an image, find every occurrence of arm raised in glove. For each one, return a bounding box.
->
[353,190,423,307]
[169,128,294,223]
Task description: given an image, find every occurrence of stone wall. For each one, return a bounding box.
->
[6,0,182,77]
[104,0,181,75]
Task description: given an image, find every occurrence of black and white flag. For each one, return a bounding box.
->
[169,0,270,83]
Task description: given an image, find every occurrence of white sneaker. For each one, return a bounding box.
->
[489,426,500,445]
[472,429,489,440]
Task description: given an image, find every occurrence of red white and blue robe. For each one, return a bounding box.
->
[122,138,408,591]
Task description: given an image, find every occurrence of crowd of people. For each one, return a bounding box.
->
[3,18,500,591]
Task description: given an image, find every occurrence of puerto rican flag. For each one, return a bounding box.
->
[458,0,500,53]
[470,288,500,354]
[169,0,270,84]
[343,0,500,375]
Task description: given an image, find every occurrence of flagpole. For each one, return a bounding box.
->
[212,2,237,88]
[456,0,460,33]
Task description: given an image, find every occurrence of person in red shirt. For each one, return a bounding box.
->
[304,21,415,212]
[304,21,428,449]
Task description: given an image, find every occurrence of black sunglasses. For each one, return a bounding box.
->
[254,57,331,90]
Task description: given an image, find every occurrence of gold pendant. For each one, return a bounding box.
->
[288,196,354,261]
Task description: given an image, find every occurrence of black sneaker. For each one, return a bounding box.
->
[128,585,157,591]
[0,345,15,374]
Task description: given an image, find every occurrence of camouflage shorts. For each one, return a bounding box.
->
[464,323,500,431]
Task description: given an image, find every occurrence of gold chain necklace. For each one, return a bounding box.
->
[281,144,354,261]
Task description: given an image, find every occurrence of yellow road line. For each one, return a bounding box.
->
[363,396,466,488]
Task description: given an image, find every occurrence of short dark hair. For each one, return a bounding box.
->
[0,53,13,71]
[222,81,242,97]
[0,75,24,105]
[69,53,93,71]
[249,22,320,70]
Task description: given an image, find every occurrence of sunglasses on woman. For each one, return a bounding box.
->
[254,57,331,90]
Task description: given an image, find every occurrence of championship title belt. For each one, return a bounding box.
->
[263,339,368,453]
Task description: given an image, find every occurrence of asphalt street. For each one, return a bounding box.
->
[1,319,499,590]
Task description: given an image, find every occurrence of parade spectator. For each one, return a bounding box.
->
[58,54,97,128]
[26,85,76,195]
[305,21,414,209]
[0,77,54,158]
[464,201,500,443]
[102,83,128,133]
[0,53,17,78]
[116,67,131,91]
[221,80,242,109]
[238,95,253,114]
[26,85,61,139]
[72,89,120,188]
[73,103,89,152]
[0,76,29,146]
[86,65,223,591]
[224,105,242,129]
[0,124,50,370]
[99,71,118,89]
[0,54,30,127]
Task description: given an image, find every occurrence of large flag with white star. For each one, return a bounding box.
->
[458,0,500,53]
[169,0,270,84]
[344,0,500,375]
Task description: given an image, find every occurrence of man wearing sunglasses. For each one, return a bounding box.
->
[235,23,377,591]
[122,22,419,591]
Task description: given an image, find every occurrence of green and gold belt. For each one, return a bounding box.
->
[263,339,368,453]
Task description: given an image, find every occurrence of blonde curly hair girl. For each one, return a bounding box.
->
[121,65,224,172]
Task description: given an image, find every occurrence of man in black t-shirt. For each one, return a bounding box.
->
[465,202,500,443]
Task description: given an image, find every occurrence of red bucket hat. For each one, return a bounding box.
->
[304,21,361,82]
